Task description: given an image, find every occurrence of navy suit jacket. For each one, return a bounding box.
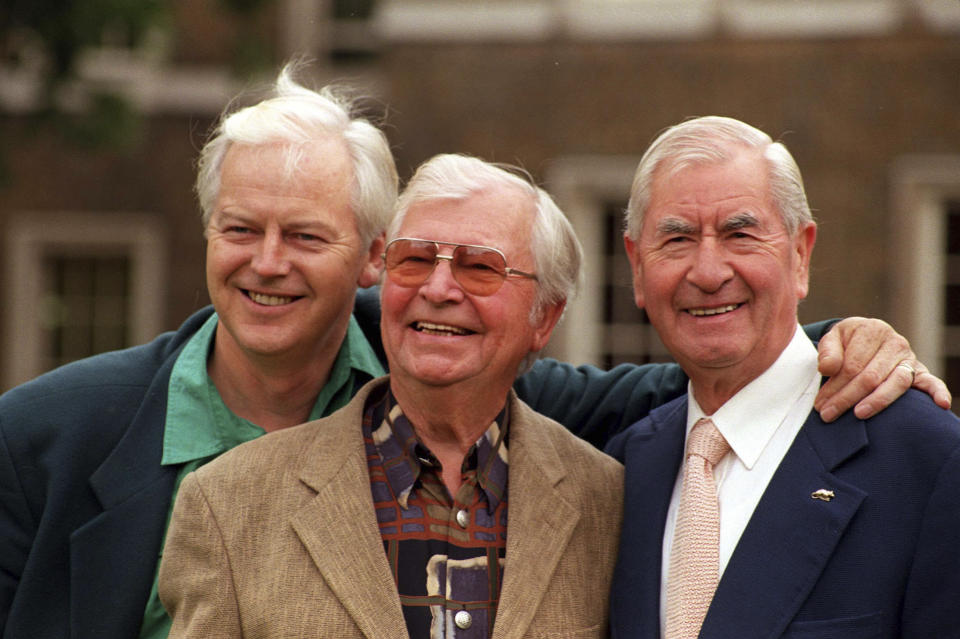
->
[606,391,960,639]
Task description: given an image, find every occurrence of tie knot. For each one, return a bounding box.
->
[687,418,730,466]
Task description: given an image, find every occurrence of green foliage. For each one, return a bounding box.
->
[55,91,144,150]
[2,0,168,78]
[1,0,166,153]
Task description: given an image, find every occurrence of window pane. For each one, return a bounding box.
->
[600,200,671,369]
[41,254,131,370]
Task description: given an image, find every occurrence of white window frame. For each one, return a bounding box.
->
[545,154,646,366]
[3,211,167,389]
[888,155,960,379]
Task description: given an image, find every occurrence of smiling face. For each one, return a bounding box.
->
[625,146,816,409]
[381,185,562,398]
[205,139,382,367]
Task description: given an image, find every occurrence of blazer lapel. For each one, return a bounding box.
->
[291,385,408,639]
[76,359,179,638]
[492,395,580,639]
[610,399,687,639]
[701,411,868,639]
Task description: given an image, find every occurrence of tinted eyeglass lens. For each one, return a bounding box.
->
[452,246,507,296]
[385,240,438,286]
[385,240,509,296]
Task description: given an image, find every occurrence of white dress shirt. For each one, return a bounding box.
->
[659,324,822,636]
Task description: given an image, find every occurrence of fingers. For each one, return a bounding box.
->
[814,317,911,421]
[815,326,844,378]
[911,363,953,410]
[848,362,916,420]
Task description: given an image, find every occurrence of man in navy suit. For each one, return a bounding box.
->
[607,115,960,638]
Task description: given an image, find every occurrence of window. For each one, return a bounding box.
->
[545,155,671,368]
[889,155,960,414]
[3,211,166,390]
[945,200,960,409]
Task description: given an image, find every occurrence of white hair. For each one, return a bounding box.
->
[195,61,398,247]
[625,115,813,240]
[389,153,583,315]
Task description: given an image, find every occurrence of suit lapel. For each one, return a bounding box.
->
[76,356,179,638]
[701,411,868,639]
[610,398,687,639]
[492,395,580,639]
[291,384,408,639]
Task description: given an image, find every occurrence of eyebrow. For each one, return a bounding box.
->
[655,217,697,235]
[720,211,760,232]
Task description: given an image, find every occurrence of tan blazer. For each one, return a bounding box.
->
[159,377,623,638]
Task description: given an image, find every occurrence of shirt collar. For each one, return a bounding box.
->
[162,311,385,466]
[368,390,509,512]
[687,324,821,470]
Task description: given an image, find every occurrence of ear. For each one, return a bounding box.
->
[357,232,385,288]
[530,299,566,353]
[794,222,817,300]
[623,232,646,310]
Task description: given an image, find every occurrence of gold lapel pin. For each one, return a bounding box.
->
[811,489,835,502]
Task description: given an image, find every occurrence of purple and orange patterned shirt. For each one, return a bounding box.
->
[363,388,509,639]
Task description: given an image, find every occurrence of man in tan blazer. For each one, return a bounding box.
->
[159,153,623,638]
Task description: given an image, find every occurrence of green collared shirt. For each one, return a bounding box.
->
[138,311,384,639]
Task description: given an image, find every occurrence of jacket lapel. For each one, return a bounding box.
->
[609,398,687,639]
[701,411,868,639]
[491,394,580,639]
[75,355,179,638]
[291,384,408,639]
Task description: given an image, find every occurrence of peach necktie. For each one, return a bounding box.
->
[665,418,731,639]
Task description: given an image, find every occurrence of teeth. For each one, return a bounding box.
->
[415,321,470,336]
[689,304,739,317]
[249,291,295,306]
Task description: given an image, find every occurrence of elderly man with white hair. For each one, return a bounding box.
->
[158,154,624,638]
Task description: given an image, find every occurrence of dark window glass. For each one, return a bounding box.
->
[41,254,131,371]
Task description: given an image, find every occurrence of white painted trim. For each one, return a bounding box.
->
[564,0,717,40]
[723,0,903,38]
[888,155,960,378]
[913,0,960,33]
[545,155,641,366]
[374,1,556,41]
[375,0,910,41]
[3,211,168,389]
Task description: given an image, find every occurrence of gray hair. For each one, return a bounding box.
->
[195,62,398,248]
[389,153,583,317]
[625,116,813,240]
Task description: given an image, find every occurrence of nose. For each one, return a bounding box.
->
[685,238,734,293]
[250,229,291,277]
[418,254,465,303]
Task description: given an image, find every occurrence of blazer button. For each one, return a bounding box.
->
[456,509,469,528]
[454,610,473,629]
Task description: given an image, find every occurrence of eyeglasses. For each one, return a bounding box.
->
[383,237,537,297]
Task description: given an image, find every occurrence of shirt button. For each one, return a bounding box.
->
[456,509,469,528]
[454,610,472,629]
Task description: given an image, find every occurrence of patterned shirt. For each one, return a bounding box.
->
[363,388,510,639]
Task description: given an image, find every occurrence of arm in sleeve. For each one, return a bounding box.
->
[159,472,243,639]
[515,320,837,450]
[514,359,688,449]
